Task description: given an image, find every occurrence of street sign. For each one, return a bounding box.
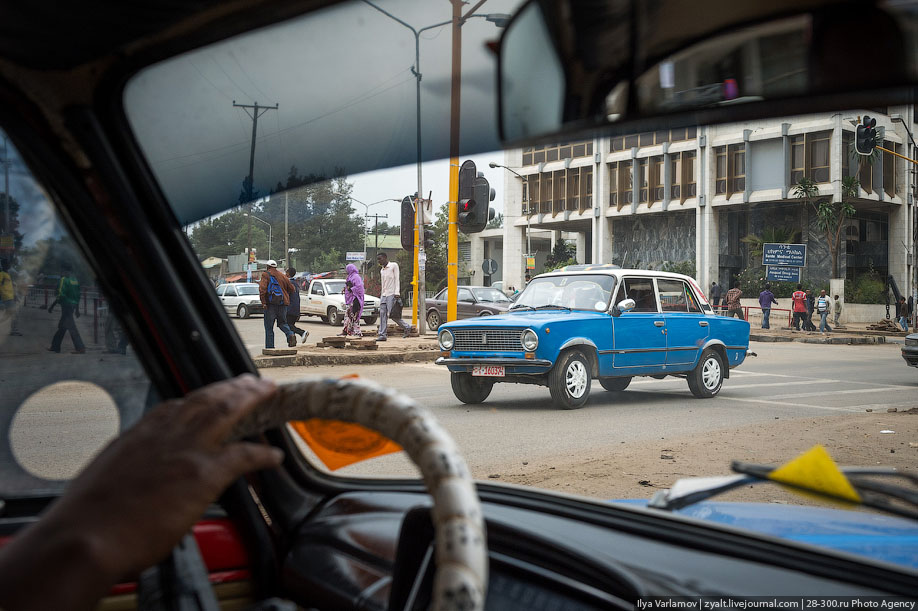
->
[346,251,365,261]
[482,258,498,275]
[766,266,801,283]
[762,243,806,267]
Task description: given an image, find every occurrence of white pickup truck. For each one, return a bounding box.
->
[302,278,379,326]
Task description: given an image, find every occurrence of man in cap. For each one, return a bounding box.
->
[258,260,297,349]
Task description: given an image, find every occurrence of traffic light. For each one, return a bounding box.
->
[458,159,477,233]
[422,228,434,250]
[400,195,414,250]
[856,115,878,155]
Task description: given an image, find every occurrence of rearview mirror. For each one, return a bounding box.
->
[498,0,917,144]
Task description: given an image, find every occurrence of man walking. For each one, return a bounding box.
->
[791,284,807,331]
[725,283,744,319]
[815,289,832,334]
[803,289,818,332]
[285,267,309,344]
[710,282,722,315]
[833,294,842,327]
[48,264,86,353]
[376,252,409,341]
[258,260,297,349]
[0,259,21,336]
[896,296,910,332]
[758,284,778,329]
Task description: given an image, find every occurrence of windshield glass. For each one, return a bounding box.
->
[514,275,615,311]
[471,287,510,303]
[117,0,918,571]
[236,285,259,295]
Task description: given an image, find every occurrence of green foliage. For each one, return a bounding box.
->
[792,176,856,278]
[845,269,886,304]
[735,265,825,299]
[543,257,577,273]
[308,248,342,275]
[659,260,697,278]
[545,241,576,269]
[486,212,504,229]
[740,227,800,259]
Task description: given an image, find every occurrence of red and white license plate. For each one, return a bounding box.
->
[471,365,505,377]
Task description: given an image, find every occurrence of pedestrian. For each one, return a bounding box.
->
[758,283,778,329]
[48,264,86,353]
[0,259,22,336]
[833,294,842,326]
[725,283,744,319]
[525,273,532,286]
[342,263,365,337]
[376,252,409,341]
[285,267,309,344]
[710,281,722,315]
[791,284,808,331]
[258,260,297,349]
[815,289,832,334]
[896,296,910,332]
[803,289,817,331]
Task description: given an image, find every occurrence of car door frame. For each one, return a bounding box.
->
[610,275,667,371]
[658,278,710,368]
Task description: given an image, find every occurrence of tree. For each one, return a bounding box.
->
[740,227,801,259]
[792,177,855,278]
[486,212,503,229]
[545,240,576,269]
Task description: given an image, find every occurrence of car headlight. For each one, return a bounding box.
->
[438,329,454,350]
[906,338,918,347]
[521,329,538,351]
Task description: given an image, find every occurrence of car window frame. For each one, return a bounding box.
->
[616,275,661,313]
[657,278,689,313]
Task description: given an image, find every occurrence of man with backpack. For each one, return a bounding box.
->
[815,289,832,334]
[791,284,808,331]
[258,260,297,349]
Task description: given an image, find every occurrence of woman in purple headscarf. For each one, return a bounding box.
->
[342,263,365,337]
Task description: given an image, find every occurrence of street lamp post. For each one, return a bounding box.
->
[243,213,272,261]
[332,192,399,272]
[490,162,531,284]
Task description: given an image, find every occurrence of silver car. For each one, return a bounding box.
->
[217,283,264,318]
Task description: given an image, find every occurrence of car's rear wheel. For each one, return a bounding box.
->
[450,372,493,404]
[687,348,724,398]
[327,306,342,326]
[549,349,591,409]
[427,309,441,331]
[237,304,249,319]
[363,315,378,325]
[599,376,631,392]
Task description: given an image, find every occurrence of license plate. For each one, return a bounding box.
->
[472,365,504,377]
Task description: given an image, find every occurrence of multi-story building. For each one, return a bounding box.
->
[480,108,916,303]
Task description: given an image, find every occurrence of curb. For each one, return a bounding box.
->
[750,333,886,345]
[254,348,437,368]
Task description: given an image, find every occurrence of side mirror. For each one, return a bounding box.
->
[617,298,636,313]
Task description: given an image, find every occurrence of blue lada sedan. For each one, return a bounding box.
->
[435,265,752,409]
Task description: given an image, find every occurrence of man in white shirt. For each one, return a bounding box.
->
[376,252,410,341]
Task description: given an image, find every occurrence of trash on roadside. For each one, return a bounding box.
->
[880,430,895,434]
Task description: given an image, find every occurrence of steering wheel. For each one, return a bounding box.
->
[232,377,488,611]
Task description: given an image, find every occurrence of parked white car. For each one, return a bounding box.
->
[217,283,264,319]
[302,278,379,326]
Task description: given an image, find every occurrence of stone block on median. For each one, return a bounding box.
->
[262,348,298,356]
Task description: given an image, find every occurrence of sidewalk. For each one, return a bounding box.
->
[747,320,903,344]
[253,333,441,368]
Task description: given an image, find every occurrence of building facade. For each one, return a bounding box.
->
[481,108,916,303]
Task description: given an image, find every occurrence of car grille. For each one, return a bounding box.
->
[453,328,524,352]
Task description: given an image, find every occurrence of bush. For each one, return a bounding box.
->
[544,257,577,273]
[660,260,696,278]
[735,265,825,299]
[845,271,885,304]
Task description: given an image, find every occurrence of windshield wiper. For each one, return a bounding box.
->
[534,304,571,311]
[509,304,534,311]
[648,463,918,522]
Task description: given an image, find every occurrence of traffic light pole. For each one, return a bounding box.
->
[447,0,465,323]
[876,145,918,166]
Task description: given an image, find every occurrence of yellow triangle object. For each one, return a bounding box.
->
[767,445,862,503]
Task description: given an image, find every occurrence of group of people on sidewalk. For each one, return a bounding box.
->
[710,280,843,334]
[259,261,310,349]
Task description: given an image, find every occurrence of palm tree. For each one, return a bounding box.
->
[741,227,801,259]
[792,177,856,278]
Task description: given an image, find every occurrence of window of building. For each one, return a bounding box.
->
[859,159,873,194]
[611,136,625,152]
[541,172,552,214]
[650,156,664,204]
[618,161,633,210]
[729,144,745,195]
[808,132,830,183]
[521,140,593,166]
[670,155,681,200]
[583,166,593,212]
[624,134,639,149]
[638,158,648,203]
[526,176,538,215]
[790,135,805,184]
[842,132,855,179]
[609,163,618,208]
[682,151,697,198]
[639,132,654,147]
[715,147,727,194]
[554,170,566,215]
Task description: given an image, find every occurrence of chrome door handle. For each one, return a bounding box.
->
[699,321,709,327]
[654,320,665,327]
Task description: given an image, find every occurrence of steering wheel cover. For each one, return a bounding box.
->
[231,377,487,611]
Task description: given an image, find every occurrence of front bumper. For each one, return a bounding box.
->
[901,345,918,367]
[435,356,553,375]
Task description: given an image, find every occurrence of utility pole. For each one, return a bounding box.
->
[233,100,278,267]
[447,0,464,323]
[284,190,288,268]
[367,213,388,261]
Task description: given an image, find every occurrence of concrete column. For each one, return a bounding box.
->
[469,234,485,284]
[781,122,791,198]
[743,129,751,203]
[552,230,562,250]
[575,232,586,264]
[502,163,526,291]
[662,142,671,211]
[890,203,909,289]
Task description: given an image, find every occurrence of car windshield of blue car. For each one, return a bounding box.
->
[514,275,615,311]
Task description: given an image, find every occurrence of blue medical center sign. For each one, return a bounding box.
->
[762,243,806,267]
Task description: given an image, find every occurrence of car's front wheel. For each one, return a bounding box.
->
[599,376,631,392]
[237,304,249,319]
[427,309,441,331]
[687,348,724,398]
[549,349,591,409]
[450,372,493,404]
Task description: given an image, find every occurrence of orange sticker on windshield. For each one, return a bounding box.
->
[767,445,861,503]
[290,419,402,471]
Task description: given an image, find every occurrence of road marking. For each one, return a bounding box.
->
[765,386,915,401]
[719,380,833,391]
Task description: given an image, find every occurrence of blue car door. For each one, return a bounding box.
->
[612,276,667,369]
[658,278,709,367]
